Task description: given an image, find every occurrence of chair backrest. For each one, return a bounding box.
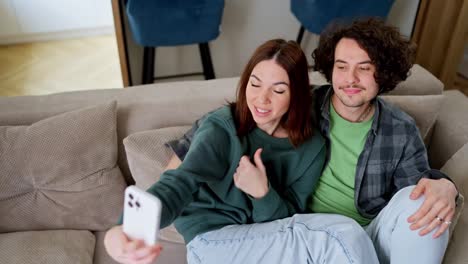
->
[126,0,225,46]
[290,0,395,34]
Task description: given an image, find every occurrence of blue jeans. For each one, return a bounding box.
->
[186,214,379,264]
[365,186,449,264]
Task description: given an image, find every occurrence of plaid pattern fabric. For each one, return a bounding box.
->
[167,85,451,219]
[166,116,209,161]
[316,85,449,218]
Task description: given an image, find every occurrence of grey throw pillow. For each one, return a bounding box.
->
[0,101,127,232]
[124,126,192,190]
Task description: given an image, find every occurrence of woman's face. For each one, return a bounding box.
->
[246,59,290,135]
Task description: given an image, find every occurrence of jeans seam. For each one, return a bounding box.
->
[296,222,355,264]
[187,244,202,264]
[197,229,286,244]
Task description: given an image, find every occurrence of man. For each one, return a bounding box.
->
[166,18,459,263]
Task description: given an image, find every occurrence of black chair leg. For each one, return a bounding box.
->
[296,26,305,45]
[142,47,155,84]
[199,43,215,80]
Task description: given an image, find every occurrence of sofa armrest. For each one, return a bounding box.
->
[429,90,468,169]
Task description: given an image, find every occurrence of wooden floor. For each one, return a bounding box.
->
[0,35,123,97]
[0,35,466,97]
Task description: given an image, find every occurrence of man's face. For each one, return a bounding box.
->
[331,38,379,109]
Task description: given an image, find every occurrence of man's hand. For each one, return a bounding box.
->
[407,178,458,238]
[233,148,269,199]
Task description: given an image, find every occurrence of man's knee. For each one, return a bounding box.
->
[390,185,424,213]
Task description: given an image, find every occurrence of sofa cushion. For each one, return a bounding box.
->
[93,231,119,264]
[0,230,95,264]
[440,143,467,231]
[0,101,127,232]
[441,143,467,263]
[381,95,444,146]
[429,90,468,169]
[124,126,192,244]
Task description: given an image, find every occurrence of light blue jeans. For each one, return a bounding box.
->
[186,214,379,264]
[365,185,449,264]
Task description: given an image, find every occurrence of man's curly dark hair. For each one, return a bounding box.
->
[312,18,416,94]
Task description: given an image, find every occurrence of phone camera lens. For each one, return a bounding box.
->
[129,194,134,200]
[136,201,141,208]
[128,201,133,207]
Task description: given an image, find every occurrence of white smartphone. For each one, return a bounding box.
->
[122,186,162,246]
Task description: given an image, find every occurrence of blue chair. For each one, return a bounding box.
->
[291,0,395,44]
[126,0,225,84]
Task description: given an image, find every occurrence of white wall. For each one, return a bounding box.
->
[0,0,20,36]
[151,0,421,80]
[0,0,114,44]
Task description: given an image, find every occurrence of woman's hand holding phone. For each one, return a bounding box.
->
[104,225,162,264]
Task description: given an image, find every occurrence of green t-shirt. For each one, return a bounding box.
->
[309,102,373,225]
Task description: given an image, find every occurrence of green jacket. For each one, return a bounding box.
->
[147,106,326,243]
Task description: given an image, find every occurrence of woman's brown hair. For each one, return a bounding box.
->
[232,39,314,147]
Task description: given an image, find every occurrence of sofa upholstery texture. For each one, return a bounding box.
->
[0,64,467,264]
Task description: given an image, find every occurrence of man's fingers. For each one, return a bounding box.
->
[410,200,444,230]
[418,217,442,236]
[419,207,451,236]
[433,211,454,239]
[410,180,426,200]
[408,198,433,223]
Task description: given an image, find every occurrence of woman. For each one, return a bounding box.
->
[104,39,374,264]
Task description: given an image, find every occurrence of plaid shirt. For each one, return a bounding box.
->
[315,85,449,218]
[167,85,451,219]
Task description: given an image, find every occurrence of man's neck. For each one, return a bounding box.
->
[331,95,374,123]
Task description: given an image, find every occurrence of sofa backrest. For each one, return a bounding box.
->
[0,64,445,184]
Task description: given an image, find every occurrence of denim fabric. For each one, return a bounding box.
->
[365,186,449,264]
[186,214,379,264]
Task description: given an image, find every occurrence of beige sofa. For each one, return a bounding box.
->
[0,64,466,264]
